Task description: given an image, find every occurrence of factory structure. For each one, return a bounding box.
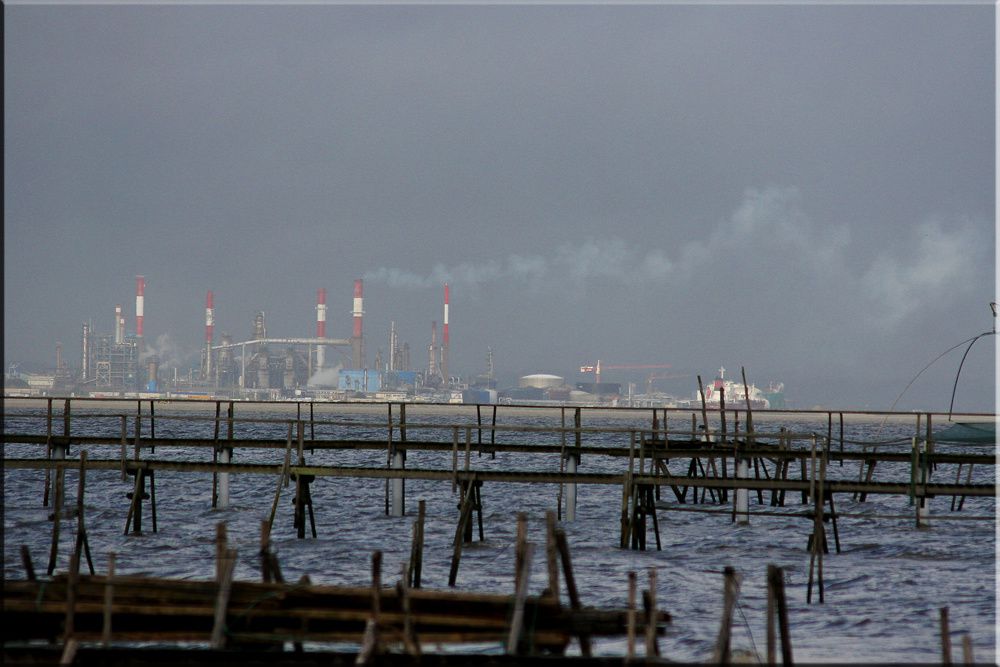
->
[6,275,701,407]
[9,277,505,402]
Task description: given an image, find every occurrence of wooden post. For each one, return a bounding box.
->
[626,571,637,661]
[712,566,740,665]
[448,481,477,586]
[545,511,560,602]
[940,607,952,665]
[397,562,420,656]
[73,451,95,575]
[43,398,53,507]
[212,402,221,508]
[807,442,827,604]
[767,564,793,665]
[514,512,528,594]
[102,552,116,646]
[962,634,974,664]
[215,522,228,584]
[64,551,80,641]
[645,567,659,658]
[47,459,65,575]
[408,500,426,588]
[211,548,237,649]
[506,542,535,655]
[20,545,36,581]
[369,551,383,656]
[554,527,592,657]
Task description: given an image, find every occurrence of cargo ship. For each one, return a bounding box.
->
[683,367,774,410]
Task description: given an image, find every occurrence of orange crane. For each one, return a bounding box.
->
[578,360,672,385]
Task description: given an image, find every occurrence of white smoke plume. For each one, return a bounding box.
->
[138,332,192,369]
[308,363,342,387]
[364,186,986,331]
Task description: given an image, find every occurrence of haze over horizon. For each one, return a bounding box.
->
[4,3,996,411]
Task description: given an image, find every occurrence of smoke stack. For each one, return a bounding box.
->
[81,322,91,381]
[115,304,124,344]
[428,321,439,380]
[316,288,327,370]
[56,341,63,370]
[135,276,145,339]
[351,279,364,368]
[441,283,450,384]
[205,291,215,378]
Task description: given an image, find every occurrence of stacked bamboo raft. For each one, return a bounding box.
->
[2,574,663,649]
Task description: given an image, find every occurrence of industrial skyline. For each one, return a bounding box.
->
[4,3,995,410]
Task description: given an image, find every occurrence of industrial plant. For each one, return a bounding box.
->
[4,275,782,407]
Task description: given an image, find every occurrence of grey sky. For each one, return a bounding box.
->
[4,3,995,410]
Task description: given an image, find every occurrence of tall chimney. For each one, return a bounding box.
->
[441,283,450,385]
[428,321,438,380]
[135,275,145,339]
[205,291,214,377]
[316,288,327,370]
[351,279,364,368]
[115,304,124,344]
[81,322,90,381]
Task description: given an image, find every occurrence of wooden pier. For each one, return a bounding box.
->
[3,397,994,663]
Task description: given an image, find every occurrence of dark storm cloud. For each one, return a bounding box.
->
[4,3,994,410]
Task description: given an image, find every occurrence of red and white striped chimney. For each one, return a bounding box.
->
[115,304,124,344]
[351,279,364,368]
[135,276,145,340]
[441,283,450,383]
[316,288,327,369]
[205,291,215,345]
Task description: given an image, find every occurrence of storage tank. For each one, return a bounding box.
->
[519,374,564,389]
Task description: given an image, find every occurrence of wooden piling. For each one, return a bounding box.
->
[368,551,383,657]
[940,607,952,665]
[506,542,534,655]
[514,512,528,594]
[64,551,80,640]
[47,459,65,575]
[408,500,426,588]
[215,523,228,584]
[545,511,560,602]
[43,398,53,507]
[712,566,740,665]
[102,552,116,646]
[20,545,36,581]
[767,564,793,665]
[626,571,637,661]
[210,547,237,649]
[554,527,591,657]
[397,562,420,656]
[73,451,95,575]
[644,568,659,658]
[961,634,973,664]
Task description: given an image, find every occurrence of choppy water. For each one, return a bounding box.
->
[3,404,996,663]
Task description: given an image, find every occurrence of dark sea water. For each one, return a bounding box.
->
[3,404,996,662]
